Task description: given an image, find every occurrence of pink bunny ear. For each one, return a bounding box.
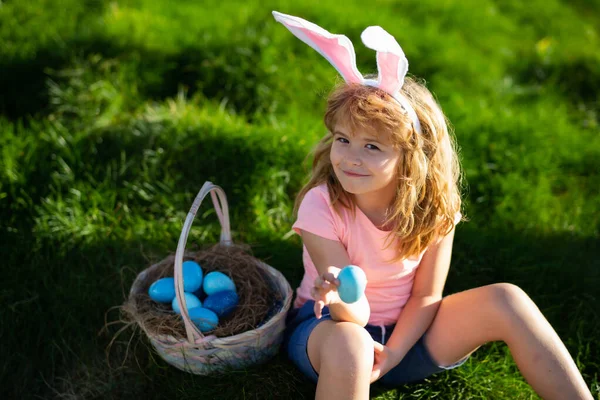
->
[272,11,364,84]
[360,26,408,95]
[361,26,422,133]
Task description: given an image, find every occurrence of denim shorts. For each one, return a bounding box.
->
[282,300,469,387]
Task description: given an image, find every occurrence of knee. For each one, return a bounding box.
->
[321,322,374,375]
[486,283,535,320]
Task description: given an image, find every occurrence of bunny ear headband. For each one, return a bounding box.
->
[272,10,422,134]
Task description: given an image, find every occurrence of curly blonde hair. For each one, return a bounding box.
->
[294,76,463,261]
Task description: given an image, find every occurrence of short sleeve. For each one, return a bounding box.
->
[433,211,462,244]
[453,211,462,225]
[292,187,339,241]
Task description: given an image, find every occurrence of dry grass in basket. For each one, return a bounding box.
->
[121,243,282,339]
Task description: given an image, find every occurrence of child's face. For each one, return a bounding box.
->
[330,122,400,198]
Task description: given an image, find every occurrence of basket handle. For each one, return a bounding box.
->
[174,181,232,343]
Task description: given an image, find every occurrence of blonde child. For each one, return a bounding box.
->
[272,11,593,400]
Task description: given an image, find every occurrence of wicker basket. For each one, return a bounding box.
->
[128,181,293,374]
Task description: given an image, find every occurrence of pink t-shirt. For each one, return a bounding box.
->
[292,184,459,326]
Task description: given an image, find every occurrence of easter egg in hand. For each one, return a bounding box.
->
[203,290,239,317]
[337,265,367,304]
[182,260,203,292]
[188,307,219,332]
[203,271,236,296]
[171,292,202,314]
[148,277,176,303]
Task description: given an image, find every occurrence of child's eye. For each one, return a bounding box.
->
[366,144,380,151]
[336,137,349,144]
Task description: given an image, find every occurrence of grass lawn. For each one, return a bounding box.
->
[1,0,599,398]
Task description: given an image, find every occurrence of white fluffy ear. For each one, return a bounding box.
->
[361,26,408,95]
[272,11,364,84]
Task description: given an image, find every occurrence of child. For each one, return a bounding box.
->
[273,11,593,400]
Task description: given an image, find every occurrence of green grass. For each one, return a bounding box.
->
[1,0,599,398]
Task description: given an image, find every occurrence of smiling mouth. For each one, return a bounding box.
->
[342,170,369,177]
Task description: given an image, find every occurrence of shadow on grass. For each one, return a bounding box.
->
[0,26,276,121]
[512,52,600,124]
[2,219,599,399]
[0,49,66,119]
[0,228,308,398]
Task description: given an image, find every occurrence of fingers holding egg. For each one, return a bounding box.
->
[322,272,340,286]
[314,276,324,287]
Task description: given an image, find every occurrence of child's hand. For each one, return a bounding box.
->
[370,341,400,383]
[311,266,341,319]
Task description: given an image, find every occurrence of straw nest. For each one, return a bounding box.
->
[121,243,282,339]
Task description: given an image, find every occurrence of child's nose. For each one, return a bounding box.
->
[346,146,363,165]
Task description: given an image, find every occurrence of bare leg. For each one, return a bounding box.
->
[307,320,374,400]
[423,283,593,400]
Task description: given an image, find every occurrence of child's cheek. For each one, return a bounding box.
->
[376,157,398,175]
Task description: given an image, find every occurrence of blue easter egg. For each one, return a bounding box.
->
[337,265,367,304]
[182,260,203,292]
[203,271,236,296]
[148,277,176,303]
[171,292,202,314]
[188,307,219,332]
[203,290,239,317]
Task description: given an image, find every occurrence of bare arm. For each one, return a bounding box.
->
[300,230,371,327]
[384,228,456,362]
